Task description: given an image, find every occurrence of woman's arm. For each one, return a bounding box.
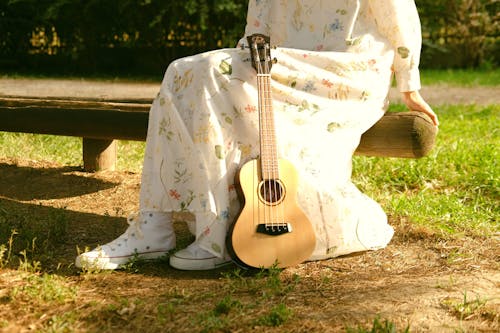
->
[369,0,439,126]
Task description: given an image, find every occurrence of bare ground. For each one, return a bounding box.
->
[0,79,499,332]
[0,157,498,332]
[1,77,499,105]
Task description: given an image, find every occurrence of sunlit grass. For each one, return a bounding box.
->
[0,101,498,333]
[421,68,500,86]
[0,133,82,166]
[1,103,498,237]
[116,140,145,172]
[0,134,145,172]
[353,103,499,236]
[3,68,499,87]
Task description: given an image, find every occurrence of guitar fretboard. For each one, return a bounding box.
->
[257,73,279,180]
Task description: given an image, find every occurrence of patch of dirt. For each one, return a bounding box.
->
[389,85,500,106]
[1,77,499,106]
[0,157,498,332]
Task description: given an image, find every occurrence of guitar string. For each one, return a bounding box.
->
[259,45,270,230]
[267,45,285,230]
[262,43,283,230]
[263,67,281,230]
[261,72,273,230]
[254,43,270,230]
[259,43,275,230]
[257,75,268,229]
[264,45,279,230]
[255,40,286,232]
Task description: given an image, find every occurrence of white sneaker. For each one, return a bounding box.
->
[169,242,231,270]
[75,212,176,270]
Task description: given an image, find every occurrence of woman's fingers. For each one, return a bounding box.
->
[402,91,439,126]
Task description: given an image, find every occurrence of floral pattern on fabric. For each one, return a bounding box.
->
[139,0,424,259]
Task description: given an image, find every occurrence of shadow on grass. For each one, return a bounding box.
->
[0,162,118,201]
[0,162,235,280]
[0,197,125,272]
[0,196,235,280]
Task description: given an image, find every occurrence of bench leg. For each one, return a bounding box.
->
[83,138,117,172]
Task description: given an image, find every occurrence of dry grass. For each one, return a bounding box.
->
[0,81,498,331]
[0,157,498,333]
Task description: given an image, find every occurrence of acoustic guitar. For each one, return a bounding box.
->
[227,34,316,268]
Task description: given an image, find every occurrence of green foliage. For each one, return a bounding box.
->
[0,0,248,75]
[417,0,499,68]
[222,266,300,298]
[1,0,498,75]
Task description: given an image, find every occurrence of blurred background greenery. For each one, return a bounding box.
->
[0,0,498,77]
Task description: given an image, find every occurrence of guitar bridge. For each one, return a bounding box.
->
[256,223,292,236]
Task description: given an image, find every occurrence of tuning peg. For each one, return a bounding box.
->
[272,58,278,64]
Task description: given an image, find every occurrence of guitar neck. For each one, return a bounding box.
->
[257,73,279,180]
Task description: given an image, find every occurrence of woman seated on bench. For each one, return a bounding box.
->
[76,0,438,271]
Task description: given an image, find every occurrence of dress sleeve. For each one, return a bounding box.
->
[368,0,422,92]
[237,0,272,48]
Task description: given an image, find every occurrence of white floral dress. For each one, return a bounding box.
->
[139,0,423,260]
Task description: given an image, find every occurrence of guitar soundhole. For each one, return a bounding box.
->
[259,179,285,205]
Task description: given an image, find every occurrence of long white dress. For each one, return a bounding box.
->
[139,0,423,260]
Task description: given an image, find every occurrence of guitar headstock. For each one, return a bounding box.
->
[247,34,272,74]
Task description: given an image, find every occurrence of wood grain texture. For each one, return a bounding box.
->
[356,111,438,158]
[82,138,117,172]
[228,158,316,268]
[0,97,438,170]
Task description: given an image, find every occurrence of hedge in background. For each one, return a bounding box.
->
[0,0,498,75]
[0,0,248,75]
[418,0,499,68]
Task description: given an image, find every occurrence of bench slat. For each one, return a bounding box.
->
[0,105,148,141]
[0,96,437,170]
[357,111,437,158]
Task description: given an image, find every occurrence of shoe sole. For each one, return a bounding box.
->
[75,250,170,270]
[169,256,232,271]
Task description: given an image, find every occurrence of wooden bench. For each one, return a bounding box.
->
[0,95,437,171]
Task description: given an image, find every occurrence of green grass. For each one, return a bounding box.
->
[0,133,82,166]
[0,79,498,332]
[10,273,78,304]
[353,103,499,236]
[346,316,410,333]
[421,68,500,86]
[3,68,498,87]
[0,103,498,237]
[0,134,145,172]
[440,291,492,322]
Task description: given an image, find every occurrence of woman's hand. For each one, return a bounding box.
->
[401,91,439,126]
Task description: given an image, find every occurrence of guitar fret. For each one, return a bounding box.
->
[255,51,279,178]
[227,34,315,269]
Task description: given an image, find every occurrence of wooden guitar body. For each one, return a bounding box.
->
[227,33,316,268]
[228,158,316,268]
